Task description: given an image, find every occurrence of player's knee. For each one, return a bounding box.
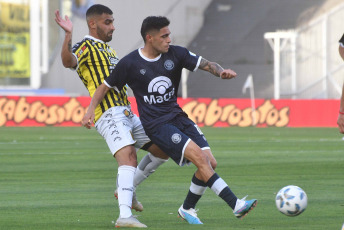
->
[115,146,138,167]
[203,149,217,169]
[210,158,217,169]
[193,151,210,167]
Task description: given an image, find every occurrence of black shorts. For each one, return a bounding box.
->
[147,115,210,166]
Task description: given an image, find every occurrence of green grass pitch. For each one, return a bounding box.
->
[0,127,343,229]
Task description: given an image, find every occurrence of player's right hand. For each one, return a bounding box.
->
[82,111,95,129]
[54,9,73,33]
[220,69,237,79]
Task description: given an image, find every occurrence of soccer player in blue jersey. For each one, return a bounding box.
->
[82,16,257,225]
[337,33,344,133]
[55,5,170,228]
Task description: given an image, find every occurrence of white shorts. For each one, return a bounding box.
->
[95,105,151,155]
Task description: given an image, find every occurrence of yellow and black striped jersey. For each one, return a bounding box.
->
[72,35,130,122]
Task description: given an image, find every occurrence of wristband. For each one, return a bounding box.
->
[340,33,344,44]
[340,111,344,115]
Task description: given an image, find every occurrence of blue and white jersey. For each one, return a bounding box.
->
[104,45,202,131]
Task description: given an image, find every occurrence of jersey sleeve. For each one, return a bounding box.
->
[176,46,202,72]
[72,41,88,71]
[104,58,128,91]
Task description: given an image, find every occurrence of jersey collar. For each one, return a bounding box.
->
[85,35,105,44]
[138,48,162,62]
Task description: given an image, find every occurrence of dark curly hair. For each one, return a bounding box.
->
[141,16,170,42]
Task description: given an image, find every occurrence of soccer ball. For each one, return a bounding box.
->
[275,185,307,216]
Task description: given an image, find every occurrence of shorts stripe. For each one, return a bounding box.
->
[180,138,191,166]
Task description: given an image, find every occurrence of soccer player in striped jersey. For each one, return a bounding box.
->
[337,33,344,133]
[83,16,257,225]
[55,5,169,228]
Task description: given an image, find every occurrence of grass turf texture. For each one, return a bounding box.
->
[0,127,343,230]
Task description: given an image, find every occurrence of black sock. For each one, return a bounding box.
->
[219,187,237,210]
[183,174,207,209]
[206,173,237,210]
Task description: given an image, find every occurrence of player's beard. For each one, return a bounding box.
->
[97,27,113,42]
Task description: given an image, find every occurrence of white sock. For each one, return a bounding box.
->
[134,152,168,187]
[117,165,136,218]
[210,178,228,195]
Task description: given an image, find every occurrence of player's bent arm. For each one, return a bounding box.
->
[61,32,77,68]
[82,83,110,129]
[198,58,224,77]
[198,58,237,79]
[55,10,77,68]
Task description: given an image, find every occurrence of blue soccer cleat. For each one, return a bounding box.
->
[233,196,257,219]
[178,205,203,224]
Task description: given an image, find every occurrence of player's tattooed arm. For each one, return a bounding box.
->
[199,58,224,77]
[55,9,77,68]
[67,39,72,52]
[199,57,237,79]
[60,32,77,68]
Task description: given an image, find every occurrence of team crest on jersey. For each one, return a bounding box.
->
[123,109,133,118]
[164,60,174,70]
[140,69,146,75]
[171,133,182,144]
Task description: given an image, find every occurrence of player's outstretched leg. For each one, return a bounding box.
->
[178,174,206,224]
[233,196,258,219]
[205,173,257,219]
[178,205,203,224]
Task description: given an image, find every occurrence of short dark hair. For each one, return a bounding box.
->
[86,4,113,19]
[140,16,170,42]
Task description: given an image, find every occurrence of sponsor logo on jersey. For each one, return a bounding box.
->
[143,76,175,104]
[140,69,146,75]
[164,59,174,70]
[109,56,119,65]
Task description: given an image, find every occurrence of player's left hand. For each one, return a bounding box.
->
[82,111,95,129]
[220,69,237,79]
